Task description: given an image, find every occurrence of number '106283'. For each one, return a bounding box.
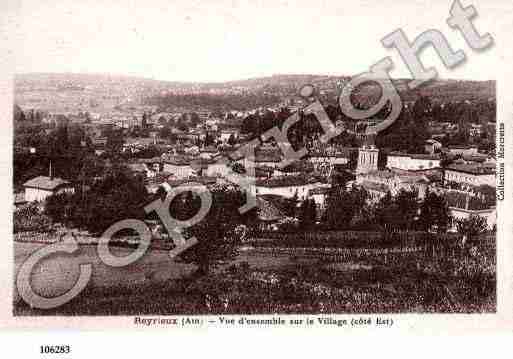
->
[40,346,71,354]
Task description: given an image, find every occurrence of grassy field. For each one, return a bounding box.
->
[13,239,495,315]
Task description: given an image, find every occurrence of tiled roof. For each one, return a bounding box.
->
[461,154,488,163]
[23,176,71,191]
[166,176,218,187]
[161,154,194,166]
[446,164,495,175]
[388,152,440,160]
[256,174,317,188]
[125,137,155,145]
[445,191,495,210]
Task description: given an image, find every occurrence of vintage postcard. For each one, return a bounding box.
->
[1,0,513,342]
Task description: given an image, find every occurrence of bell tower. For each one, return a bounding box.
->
[356,144,379,174]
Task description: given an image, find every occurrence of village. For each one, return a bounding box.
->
[14,100,497,236]
[12,75,497,315]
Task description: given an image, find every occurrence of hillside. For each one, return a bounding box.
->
[14,73,495,113]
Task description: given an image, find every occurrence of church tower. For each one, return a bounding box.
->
[356,144,379,174]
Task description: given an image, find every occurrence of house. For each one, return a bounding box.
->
[445,191,496,231]
[199,145,219,159]
[14,192,27,210]
[235,148,283,169]
[23,176,74,203]
[424,139,442,154]
[444,164,495,187]
[356,170,430,199]
[256,196,287,231]
[127,161,161,179]
[469,123,483,137]
[220,130,239,143]
[162,155,196,178]
[359,181,389,203]
[386,152,441,171]
[255,175,325,200]
[160,176,219,193]
[447,145,479,156]
[307,149,350,175]
[449,206,496,232]
[307,187,331,210]
[138,157,163,173]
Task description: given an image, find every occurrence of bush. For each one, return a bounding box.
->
[14,204,52,233]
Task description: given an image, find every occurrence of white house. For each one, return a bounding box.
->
[255,175,326,200]
[162,156,196,179]
[444,164,496,187]
[307,187,331,210]
[356,170,430,199]
[449,207,496,232]
[386,152,441,171]
[448,145,479,156]
[23,176,74,203]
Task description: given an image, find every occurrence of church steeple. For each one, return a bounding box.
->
[356,144,379,174]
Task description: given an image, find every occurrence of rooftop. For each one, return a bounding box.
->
[23,176,71,191]
[256,174,318,188]
[166,176,218,187]
[388,152,441,160]
[446,164,495,175]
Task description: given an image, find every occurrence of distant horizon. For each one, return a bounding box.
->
[14,71,496,85]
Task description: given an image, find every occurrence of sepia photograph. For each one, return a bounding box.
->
[5,0,505,321]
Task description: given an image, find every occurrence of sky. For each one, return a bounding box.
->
[4,0,511,82]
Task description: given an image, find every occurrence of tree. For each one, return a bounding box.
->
[299,198,316,230]
[374,189,418,231]
[159,125,172,139]
[179,184,258,276]
[412,96,432,119]
[227,133,236,146]
[241,114,258,135]
[374,191,398,231]
[65,164,148,234]
[418,190,451,233]
[106,128,124,156]
[286,191,299,217]
[394,188,419,230]
[231,162,246,174]
[177,122,189,132]
[324,186,360,230]
[456,215,488,244]
[44,192,74,224]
